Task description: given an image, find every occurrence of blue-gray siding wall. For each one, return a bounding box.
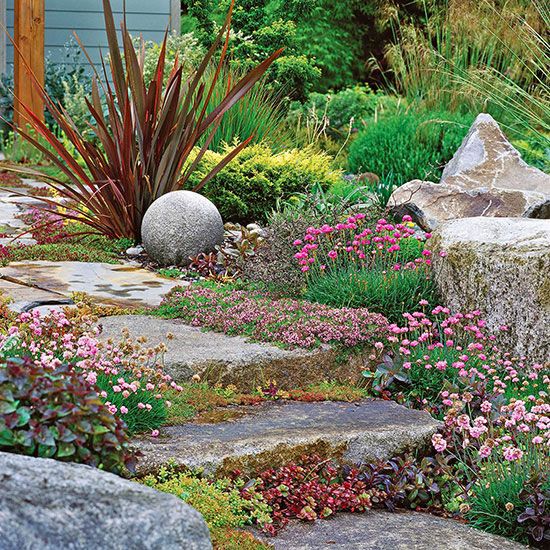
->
[3,0,179,71]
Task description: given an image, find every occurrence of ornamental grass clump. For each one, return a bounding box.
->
[295,215,437,322]
[369,305,547,414]
[155,283,387,349]
[7,0,281,241]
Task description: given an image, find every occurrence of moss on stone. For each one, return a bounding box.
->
[216,440,348,478]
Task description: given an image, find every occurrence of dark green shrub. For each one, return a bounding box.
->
[347,109,474,184]
[189,144,341,223]
[0,357,134,474]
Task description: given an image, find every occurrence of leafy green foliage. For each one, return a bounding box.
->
[10,0,281,241]
[348,109,474,183]
[0,357,133,474]
[142,465,272,529]
[183,0,320,100]
[188,143,341,223]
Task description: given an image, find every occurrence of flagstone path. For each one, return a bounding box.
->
[0,261,184,309]
[253,511,527,549]
[134,399,441,476]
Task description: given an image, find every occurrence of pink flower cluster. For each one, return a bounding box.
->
[433,394,549,465]
[293,215,433,274]
[0,309,179,427]
[160,285,388,349]
[371,303,548,472]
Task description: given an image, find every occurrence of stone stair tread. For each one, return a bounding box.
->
[253,510,527,549]
[98,315,366,390]
[0,261,184,308]
[134,399,441,476]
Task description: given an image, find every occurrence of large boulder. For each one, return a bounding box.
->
[142,191,224,266]
[431,217,550,363]
[0,451,212,550]
[389,114,550,230]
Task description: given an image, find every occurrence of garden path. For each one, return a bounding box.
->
[252,510,528,549]
[134,399,440,477]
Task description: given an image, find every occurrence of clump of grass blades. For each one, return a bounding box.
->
[304,266,437,324]
[6,0,281,241]
[198,64,287,153]
[383,0,549,147]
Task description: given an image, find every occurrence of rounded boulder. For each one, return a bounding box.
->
[142,191,224,266]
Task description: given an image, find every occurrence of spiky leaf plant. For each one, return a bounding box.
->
[8,0,281,240]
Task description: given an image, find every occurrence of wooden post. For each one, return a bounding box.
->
[13,0,44,127]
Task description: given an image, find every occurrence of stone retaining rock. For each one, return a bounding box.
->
[98,314,369,390]
[0,451,211,550]
[431,217,550,363]
[254,510,527,549]
[389,114,550,230]
[134,399,441,476]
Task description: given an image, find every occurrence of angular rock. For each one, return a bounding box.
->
[98,314,368,390]
[253,511,526,549]
[389,114,550,230]
[431,217,550,363]
[0,451,211,550]
[142,191,224,266]
[440,114,548,193]
[134,399,441,476]
[0,261,185,308]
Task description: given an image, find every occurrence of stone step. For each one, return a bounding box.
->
[98,314,366,391]
[253,511,526,549]
[134,399,441,476]
[0,261,184,309]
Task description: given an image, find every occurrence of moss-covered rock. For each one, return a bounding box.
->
[431,217,550,363]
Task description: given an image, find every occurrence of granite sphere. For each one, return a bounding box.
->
[142,191,224,266]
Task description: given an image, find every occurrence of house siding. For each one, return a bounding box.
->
[2,0,179,71]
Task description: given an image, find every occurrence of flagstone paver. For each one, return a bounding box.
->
[134,399,441,476]
[0,278,71,313]
[253,511,527,549]
[97,314,368,389]
[0,261,184,309]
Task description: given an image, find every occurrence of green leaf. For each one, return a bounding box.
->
[56,442,76,458]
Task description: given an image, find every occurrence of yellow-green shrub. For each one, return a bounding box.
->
[141,467,272,530]
[188,144,342,223]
